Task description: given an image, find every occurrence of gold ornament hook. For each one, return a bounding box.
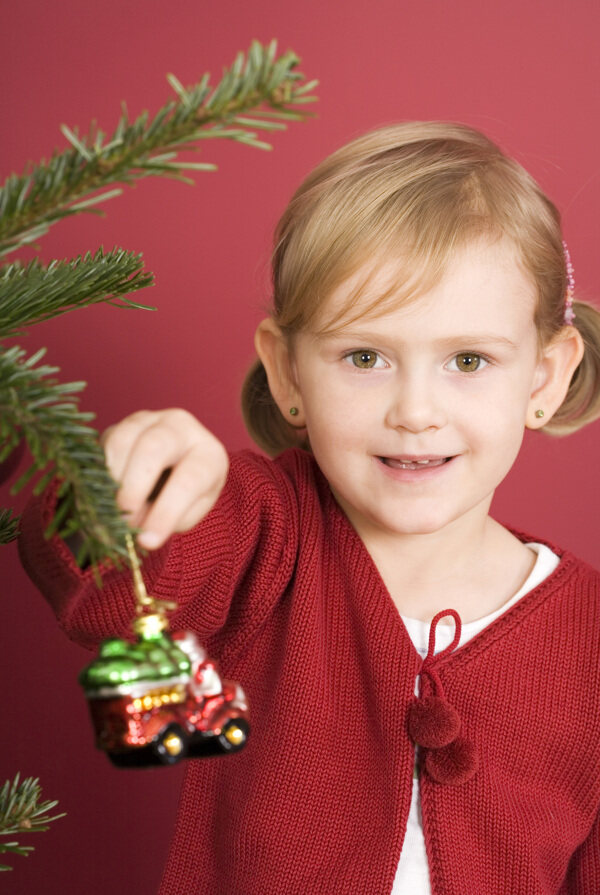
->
[125,532,152,607]
[125,533,176,636]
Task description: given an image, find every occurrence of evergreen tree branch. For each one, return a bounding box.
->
[0,248,154,338]
[0,775,64,871]
[0,40,318,255]
[1,345,130,567]
[0,508,19,544]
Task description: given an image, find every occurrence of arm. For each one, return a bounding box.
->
[559,809,600,893]
[18,410,299,652]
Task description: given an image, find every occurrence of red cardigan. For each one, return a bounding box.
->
[19,448,600,895]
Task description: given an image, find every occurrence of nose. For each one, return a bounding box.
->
[384,370,447,433]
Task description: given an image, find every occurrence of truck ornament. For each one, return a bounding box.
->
[79,536,249,767]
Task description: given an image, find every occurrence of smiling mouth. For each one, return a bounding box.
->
[379,456,453,470]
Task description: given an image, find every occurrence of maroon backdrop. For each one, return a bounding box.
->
[2,1,599,892]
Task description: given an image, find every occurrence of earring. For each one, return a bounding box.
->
[535,409,545,419]
[289,407,299,416]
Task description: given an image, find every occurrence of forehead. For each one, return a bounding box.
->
[313,238,537,335]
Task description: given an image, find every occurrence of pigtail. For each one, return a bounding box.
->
[241,358,309,456]
[544,300,600,436]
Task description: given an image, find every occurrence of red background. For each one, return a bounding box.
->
[2,1,599,892]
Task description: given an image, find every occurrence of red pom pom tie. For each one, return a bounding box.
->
[408,695,461,749]
[424,734,480,786]
[408,609,479,785]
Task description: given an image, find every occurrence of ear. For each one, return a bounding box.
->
[254,319,306,426]
[526,326,585,429]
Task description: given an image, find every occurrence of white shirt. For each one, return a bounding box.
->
[391,543,560,894]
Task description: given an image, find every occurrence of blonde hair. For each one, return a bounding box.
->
[242,121,600,453]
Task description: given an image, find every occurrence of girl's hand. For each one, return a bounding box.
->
[101,409,229,550]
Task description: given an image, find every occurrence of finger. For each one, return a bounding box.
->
[101,411,159,485]
[136,447,228,548]
[117,421,194,524]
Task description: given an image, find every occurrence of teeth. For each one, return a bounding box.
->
[383,456,449,470]
[398,459,432,465]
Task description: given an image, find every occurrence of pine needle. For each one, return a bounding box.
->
[0,40,318,256]
[0,775,64,871]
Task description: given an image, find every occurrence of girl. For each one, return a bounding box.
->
[19,122,600,894]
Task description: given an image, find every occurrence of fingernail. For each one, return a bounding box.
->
[138,531,161,549]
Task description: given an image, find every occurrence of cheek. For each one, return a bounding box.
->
[456,371,532,430]
[306,405,357,448]
[471,407,527,477]
[304,393,377,460]
[452,385,528,470]
[300,369,374,427]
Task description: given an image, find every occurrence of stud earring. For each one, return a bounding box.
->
[289,407,299,416]
[535,409,545,419]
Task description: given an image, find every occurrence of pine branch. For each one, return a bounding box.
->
[0,249,153,558]
[0,508,19,544]
[0,775,64,871]
[1,345,130,568]
[0,247,154,338]
[0,40,316,567]
[0,40,318,255]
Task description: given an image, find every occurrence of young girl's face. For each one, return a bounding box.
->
[289,238,546,544]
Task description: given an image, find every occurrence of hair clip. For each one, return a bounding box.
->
[562,240,576,326]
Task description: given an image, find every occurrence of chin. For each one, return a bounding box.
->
[373,512,451,537]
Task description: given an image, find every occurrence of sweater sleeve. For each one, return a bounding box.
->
[18,450,300,654]
[560,809,600,893]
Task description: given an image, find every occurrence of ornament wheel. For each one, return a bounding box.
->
[217,717,249,753]
[153,724,188,765]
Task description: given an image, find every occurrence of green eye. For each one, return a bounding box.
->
[453,353,483,373]
[350,351,378,369]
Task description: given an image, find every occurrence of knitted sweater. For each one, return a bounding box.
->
[18,448,600,895]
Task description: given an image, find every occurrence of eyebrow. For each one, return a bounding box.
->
[319,330,520,349]
[439,334,519,350]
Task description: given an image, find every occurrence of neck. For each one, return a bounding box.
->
[341,502,535,624]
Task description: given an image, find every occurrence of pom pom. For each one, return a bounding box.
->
[424,735,479,786]
[407,696,461,748]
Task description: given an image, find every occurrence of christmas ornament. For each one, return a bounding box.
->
[79,535,250,767]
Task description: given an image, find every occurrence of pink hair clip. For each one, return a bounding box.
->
[562,240,576,325]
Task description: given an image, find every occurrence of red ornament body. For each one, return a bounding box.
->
[80,620,250,767]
